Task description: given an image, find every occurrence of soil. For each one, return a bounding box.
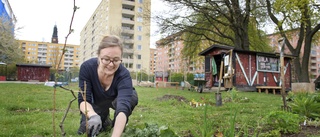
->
[281,125,320,137]
[157,94,189,102]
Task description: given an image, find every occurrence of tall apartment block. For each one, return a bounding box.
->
[149,48,156,74]
[18,25,80,70]
[155,37,205,81]
[79,0,151,73]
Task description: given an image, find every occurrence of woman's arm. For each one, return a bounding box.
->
[111,112,127,137]
[79,101,97,118]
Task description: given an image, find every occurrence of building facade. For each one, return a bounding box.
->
[79,0,151,73]
[155,37,205,81]
[0,0,16,23]
[149,48,156,74]
[18,25,80,70]
[18,40,80,70]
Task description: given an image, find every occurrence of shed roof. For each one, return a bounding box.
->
[199,44,296,58]
[16,63,52,68]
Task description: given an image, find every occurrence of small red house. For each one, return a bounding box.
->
[199,45,293,91]
[16,63,51,82]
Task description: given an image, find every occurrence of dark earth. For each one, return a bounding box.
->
[158,94,320,137]
[281,126,320,137]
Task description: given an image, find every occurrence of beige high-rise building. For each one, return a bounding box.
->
[79,0,151,73]
[18,25,80,70]
[18,40,80,69]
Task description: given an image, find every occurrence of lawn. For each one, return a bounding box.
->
[0,83,319,137]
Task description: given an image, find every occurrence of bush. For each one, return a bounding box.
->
[290,92,320,119]
[263,111,302,134]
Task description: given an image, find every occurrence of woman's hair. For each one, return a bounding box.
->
[97,35,123,56]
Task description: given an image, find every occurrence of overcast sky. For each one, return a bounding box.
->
[9,0,166,48]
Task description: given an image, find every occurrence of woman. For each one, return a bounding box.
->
[77,35,138,136]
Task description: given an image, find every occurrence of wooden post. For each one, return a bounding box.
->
[279,38,287,110]
[218,60,224,92]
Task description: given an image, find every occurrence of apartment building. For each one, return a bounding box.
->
[79,0,151,73]
[267,30,320,82]
[155,37,205,81]
[149,48,156,74]
[18,25,80,70]
[19,40,80,70]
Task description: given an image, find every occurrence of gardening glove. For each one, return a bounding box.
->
[88,115,102,137]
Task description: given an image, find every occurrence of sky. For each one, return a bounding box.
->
[9,0,166,48]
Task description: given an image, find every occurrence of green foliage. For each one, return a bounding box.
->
[121,123,178,137]
[307,118,320,127]
[170,72,184,82]
[290,92,320,119]
[2,83,319,136]
[259,129,281,137]
[248,21,273,52]
[186,73,194,84]
[263,111,302,134]
[0,16,24,64]
[137,71,148,82]
[223,87,250,103]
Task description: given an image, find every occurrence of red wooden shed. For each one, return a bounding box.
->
[16,63,52,82]
[199,45,293,92]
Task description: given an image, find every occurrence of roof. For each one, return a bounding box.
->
[199,44,296,58]
[198,44,234,56]
[16,63,52,68]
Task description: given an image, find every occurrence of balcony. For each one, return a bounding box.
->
[310,65,317,70]
[122,9,135,17]
[123,58,134,64]
[123,39,134,44]
[122,28,134,35]
[122,18,135,25]
[123,48,134,54]
[122,0,135,6]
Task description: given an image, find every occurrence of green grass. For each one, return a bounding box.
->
[0,83,294,136]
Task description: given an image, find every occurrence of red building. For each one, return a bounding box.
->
[199,45,293,91]
[16,64,51,82]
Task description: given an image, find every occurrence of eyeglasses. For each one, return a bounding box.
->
[100,58,122,65]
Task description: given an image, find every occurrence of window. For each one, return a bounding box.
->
[136,64,141,69]
[137,26,142,31]
[137,17,143,22]
[138,0,143,3]
[137,45,142,50]
[138,7,143,12]
[137,35,142,41]
[137,54,141,59]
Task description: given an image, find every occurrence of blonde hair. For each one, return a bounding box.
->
[97,35,123,56]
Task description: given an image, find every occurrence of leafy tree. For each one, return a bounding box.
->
[265,0,320,82]
[0,16,23,63]
[154,0,272,56]
[170,72,184,82]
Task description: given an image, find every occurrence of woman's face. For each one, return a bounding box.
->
[98,46,122,75]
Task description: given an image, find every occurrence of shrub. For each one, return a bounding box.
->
[263,111,302,134]
[290,92,320,119]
